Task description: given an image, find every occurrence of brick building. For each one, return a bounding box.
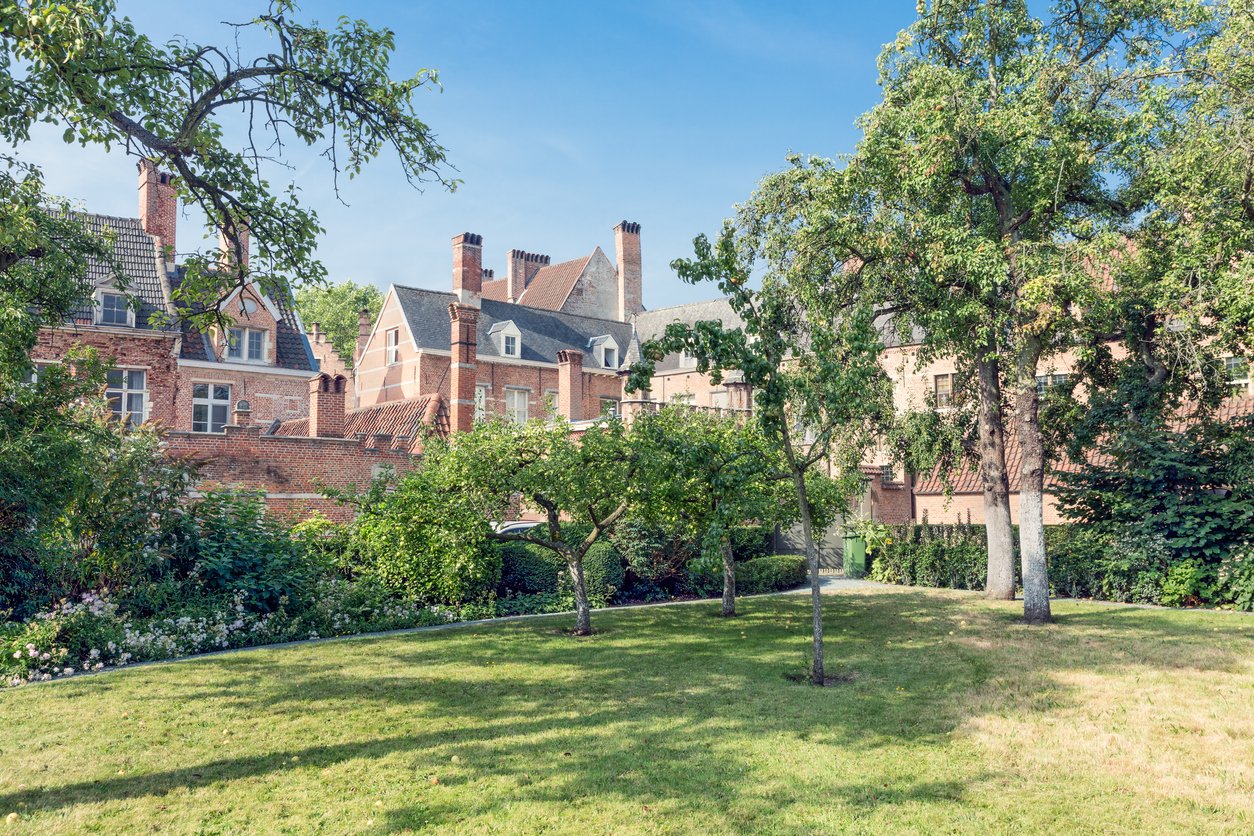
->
[32,161,320,434]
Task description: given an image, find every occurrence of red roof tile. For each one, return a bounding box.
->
[516,254,591,311]
[274,394,448,450]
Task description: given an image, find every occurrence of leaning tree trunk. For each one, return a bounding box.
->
[976,355,1016,600]
[793,470,825,685]
[720,535,736,617]
[1013,353,1051,625]
[567,557,593,635]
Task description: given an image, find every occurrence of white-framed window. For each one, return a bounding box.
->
[504,334,519,357]
[97,291,133,327]
[544,388,560,416]
[679,350,698,369]
[600,397,619,418]
[192,382,231,433]
[226,327,266,363]
[385,328,400,365]
[105,368,147,427]
[505,387,530,424]
[934,373,955,407]
[25,361,53,385]
[1227,356,1251,396]
[670,392,695,405]
[710,390,729,409]
[1036,373,1070,394]
[603,346,618,369]
[474,384,489,421]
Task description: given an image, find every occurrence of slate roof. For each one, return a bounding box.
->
[273,394,448,443]
[167,267,316,372]
[631,298,744,372]
[392,284,634,371]
[68,213,174,330]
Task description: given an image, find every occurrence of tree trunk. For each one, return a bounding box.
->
[1013,354,1051,625]
[568,557,592,635]
[721,535,736,617]
[977,355,1016,600]
[794,470,825,685]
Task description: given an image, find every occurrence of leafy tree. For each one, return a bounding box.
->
[731,0,1215,624]
[434,418,642,636]
[0,0,453,325]
[294,280,382,369]
[632,406,793,617]
[628,231,892,685]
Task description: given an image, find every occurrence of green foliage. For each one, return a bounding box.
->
[869,524,988,591]
[609,519,696,600]
[350,461,501,607]
[0,0,454,325]
[1218,545,1254,612]
[186,491,312,612]
[499,542,564,595]
[290,512,355,577]
[1056,417,1254,565]
[736,556,808,595]
[293,280,383,369]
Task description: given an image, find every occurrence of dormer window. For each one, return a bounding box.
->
[227,327,266,363]
[97,291,133,327]
[588,335,620,370]
[489,320,522,359]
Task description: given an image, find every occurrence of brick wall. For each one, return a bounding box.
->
[33,326,180,426]
[914,491,1066,526]
[862,467,914,524]
[166,425,415,521]
[174,366,309,429]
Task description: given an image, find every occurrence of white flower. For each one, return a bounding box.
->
[11,651,19,659]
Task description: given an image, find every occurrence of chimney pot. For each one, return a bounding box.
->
[308,373,347,438]
[614,220,643,321]
[452,232,483,307]
[137,159,177,262]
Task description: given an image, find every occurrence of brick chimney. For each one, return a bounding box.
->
[448,303,479,433]
[218,224,250,269]
[309,373,347,438]
[557,350,584,422]
[137,160,177,261]
[356,308,372,366]
[614,221,643,321]
[506,250,551,302]
[452,232,483,308]
[232,399,252,427]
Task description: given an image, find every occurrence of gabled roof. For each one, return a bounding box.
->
[67,213,175,331]
[516,253,593,311]
[391,284,634,371]
[168,267,316,372]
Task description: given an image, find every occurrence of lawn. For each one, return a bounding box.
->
[0,587,1251,834]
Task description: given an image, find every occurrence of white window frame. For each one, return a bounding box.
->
[491,321,522,358]
[544,388,560,416]
[602,346,618,369]
[600,397,620,418]
[226,327,268,364]
[679,350,698,369]
[504,387,530,424]
[385,328,400,365]
[934,373,955,408]
[1227,356,1250,396]
[96,290,134,327]
[192,382,232,433]
[105,367,147,427]
[474,384,489,421]
[1036,373,1070,394]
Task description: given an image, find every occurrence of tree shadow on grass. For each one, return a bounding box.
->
[0,589,1248,829]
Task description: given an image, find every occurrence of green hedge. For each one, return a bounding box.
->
[737,555,808,594]
[498,537,625,602]
[868,523,989,590]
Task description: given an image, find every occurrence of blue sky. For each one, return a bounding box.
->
[22,1,920,308]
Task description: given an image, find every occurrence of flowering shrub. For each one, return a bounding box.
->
[1,580,456,687]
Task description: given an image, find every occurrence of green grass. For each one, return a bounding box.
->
[1,587,1251,834]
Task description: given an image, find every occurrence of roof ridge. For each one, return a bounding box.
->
[480,297,633,328]
[636,297,730,315]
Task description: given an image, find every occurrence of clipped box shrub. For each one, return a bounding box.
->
[499,534,625,603]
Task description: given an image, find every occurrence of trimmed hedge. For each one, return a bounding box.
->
[868,523,989,591]
[498,538,625,602]
[737,555,808,594]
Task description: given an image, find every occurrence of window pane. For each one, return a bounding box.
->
[248,330,263,360]
[213,385,230,401]
[211,404,228,431]
[193,383,208,399]
[127,370,146,389]
[126,393,144,415]
[107,394,122,415]
[227,329,242,358]
[106,369,123,387]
